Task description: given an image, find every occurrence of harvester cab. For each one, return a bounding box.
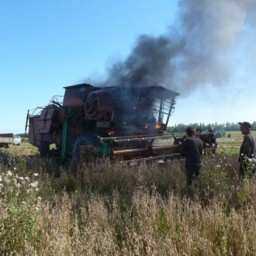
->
[26,83,180,166]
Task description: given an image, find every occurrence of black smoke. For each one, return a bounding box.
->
[102,0,256,93]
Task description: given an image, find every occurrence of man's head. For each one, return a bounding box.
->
[196,128,202,134]
[186,127,195,137]
[239,122,251,135]
[208,127,214,133]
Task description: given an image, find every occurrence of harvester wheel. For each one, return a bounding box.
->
[39,142,50,157]
[70,134,101,171]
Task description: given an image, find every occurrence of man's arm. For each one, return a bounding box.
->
[199,140,203,155]
[181,139,188,157]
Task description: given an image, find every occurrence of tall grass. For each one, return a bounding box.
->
[0,151,256,255]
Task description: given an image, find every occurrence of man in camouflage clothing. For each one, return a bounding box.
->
[239,122,256,178]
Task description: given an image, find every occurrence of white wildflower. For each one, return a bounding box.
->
[7,170,12,177]
[33,173,39,177]
[25,177,30,181]
[30,181,39,188]
[4,178,10,184]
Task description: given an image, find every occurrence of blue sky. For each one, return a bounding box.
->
[0,0,255,133]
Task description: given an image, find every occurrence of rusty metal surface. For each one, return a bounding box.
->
[28,104,63,148]
[63,83,96,107]
[28,116,41,146]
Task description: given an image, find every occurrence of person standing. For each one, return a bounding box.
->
[195,127,202,138]
[182,127,203,186]
[239,122,256,178]
[207,127,218,154]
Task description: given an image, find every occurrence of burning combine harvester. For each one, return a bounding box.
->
[26,83,180,166]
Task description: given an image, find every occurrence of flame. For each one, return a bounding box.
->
[155,122,161,129]
[108,130,115,136]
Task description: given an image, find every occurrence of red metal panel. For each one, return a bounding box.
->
[63,84,96,107]
[29,116,41,146]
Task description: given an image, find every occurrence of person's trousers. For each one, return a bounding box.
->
[186,164,201,186]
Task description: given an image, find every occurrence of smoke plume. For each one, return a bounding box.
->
[103,0,256,93]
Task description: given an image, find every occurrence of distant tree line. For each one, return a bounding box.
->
[169,122,256,133]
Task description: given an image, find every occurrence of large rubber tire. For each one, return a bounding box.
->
[39,142,50,157]
[70,133,100,172]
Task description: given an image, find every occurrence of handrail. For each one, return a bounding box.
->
[99,134,174,143]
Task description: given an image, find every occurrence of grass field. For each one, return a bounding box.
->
[1,132,256,255]
[1,142,39,157]
[217,131,243,155]
[218,131,256,155]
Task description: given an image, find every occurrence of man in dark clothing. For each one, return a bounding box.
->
[207,128,218,154]
[182,127,203,186]
[195,128,202,138]
[239,122,256,178]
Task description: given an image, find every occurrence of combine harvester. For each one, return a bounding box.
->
[26,84,181,167]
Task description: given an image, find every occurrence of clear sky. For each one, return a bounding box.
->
[0,1,255,133]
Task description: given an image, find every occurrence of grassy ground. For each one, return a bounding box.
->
[0,142,38,157]
[1,133,256,255]
[218,131,256,155]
